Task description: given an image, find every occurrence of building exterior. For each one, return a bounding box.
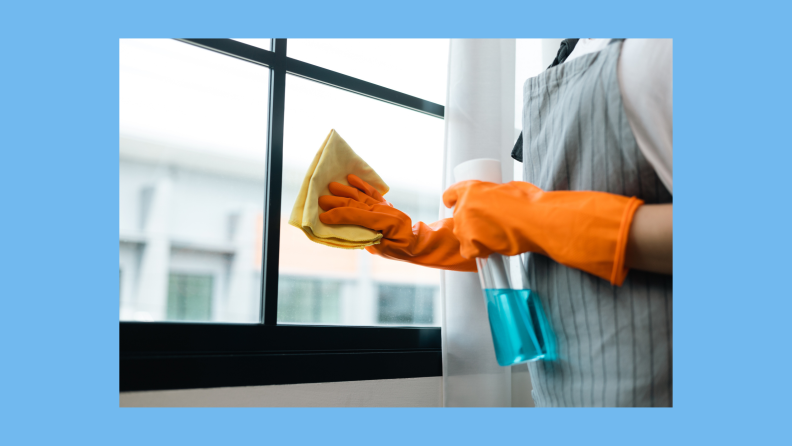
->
[119,135,441,326]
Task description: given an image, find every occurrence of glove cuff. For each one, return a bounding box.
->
[610,197,645,286]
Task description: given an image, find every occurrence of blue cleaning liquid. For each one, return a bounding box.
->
[484,289,557,366]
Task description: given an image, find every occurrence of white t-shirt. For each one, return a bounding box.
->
[567,39,673,194]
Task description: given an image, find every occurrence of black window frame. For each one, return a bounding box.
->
[120,38,445,392]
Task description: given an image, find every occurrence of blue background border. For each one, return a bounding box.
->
[2,0,789,444]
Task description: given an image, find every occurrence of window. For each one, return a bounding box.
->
[231,38,272,50]
[277,276,343,324]
[120,39,446,392]
[166,273,213,321]
[377,284,437,325]
[278,74,445,326]
[119,38,267,323]
[287,39,448,105]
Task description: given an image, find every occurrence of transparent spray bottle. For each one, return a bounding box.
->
[453,159,556,366]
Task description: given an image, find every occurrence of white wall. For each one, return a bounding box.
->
[120,373,536,407]
[120,377,442,407]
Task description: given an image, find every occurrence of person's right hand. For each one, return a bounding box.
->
[318,174,477,272]
[443,180,644,286]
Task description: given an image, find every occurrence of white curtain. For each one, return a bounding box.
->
[440,39,517,407]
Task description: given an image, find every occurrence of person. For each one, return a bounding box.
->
[318,38,672,407]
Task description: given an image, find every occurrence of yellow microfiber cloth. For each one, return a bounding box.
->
[288,129,389,249]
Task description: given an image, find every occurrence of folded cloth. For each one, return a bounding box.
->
[288,129,389,249]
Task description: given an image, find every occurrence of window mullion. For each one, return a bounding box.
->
[260,39,287,325]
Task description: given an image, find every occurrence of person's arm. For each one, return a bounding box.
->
[625,204,672,275]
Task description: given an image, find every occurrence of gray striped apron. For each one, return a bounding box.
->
[522,39,673,407]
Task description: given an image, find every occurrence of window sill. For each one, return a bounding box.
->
[120,322,442,392]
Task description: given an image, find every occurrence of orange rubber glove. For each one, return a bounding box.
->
[318,175,477,272]
[443,180,644,286]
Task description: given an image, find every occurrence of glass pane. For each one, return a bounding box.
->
[278,277,342,324]
[288,39,449,105]
[278,75,444,326]
[377,284,436,325]
[167,273,213,321]
[232,39,272,51]
[119,39,269,323]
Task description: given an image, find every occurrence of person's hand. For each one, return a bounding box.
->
[318,174,477,272]
[323,173,393,208]
[443,180,644,285]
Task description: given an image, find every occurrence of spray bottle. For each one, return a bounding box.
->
[453,158,556,366]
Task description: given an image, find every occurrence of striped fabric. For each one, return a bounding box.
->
[521,39,673,407]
